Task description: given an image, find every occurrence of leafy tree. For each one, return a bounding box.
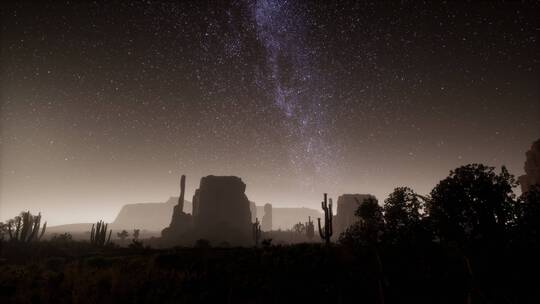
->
[133,229,140,240]
[0,223,7,241]
[339,197,384,246]
[428,164,517,244]
[383,187,432,244]
[117,230,129,241]
[292,222,306,234]
[357,197,385,244]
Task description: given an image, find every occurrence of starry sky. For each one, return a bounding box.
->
[1,1,539,225]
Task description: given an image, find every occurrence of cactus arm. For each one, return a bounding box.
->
[98,221,103,243]
[39,222,47,240]
[90,224,95,244]
[27,213,40,242]
[96,222,100,244]
[328,199,333,237]
[104,223,109,244]
[7,221,13,240]
[107,230,112,244]
[14,217,21,241]
[95,222,100,243]
[318,218,324,239]
[25,212,33,241]
[20,213,30,241]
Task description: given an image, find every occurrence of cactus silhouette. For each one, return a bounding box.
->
[6,211,47,242]
[253,217,262,247]
[318,193,333,245]
[90,220,112,246]
[306,216,315,240]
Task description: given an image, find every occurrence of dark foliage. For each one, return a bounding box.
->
[513,184,540,244]
[383,187,432,244]
[194,239,211,248]
[428,164,517,245]
[340,197,384,246]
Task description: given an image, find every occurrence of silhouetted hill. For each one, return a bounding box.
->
[47,197,192,234]
[112,197,191,231]
[47,223,93,233]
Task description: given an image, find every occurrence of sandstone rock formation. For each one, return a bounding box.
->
[192,175,253,244]
[261,203,272,231]
[161,175,193,240]
[333,194,377,237]
[519,139,540,193]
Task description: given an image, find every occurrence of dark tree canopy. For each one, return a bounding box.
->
[340,197,384,246]
[514,184,540,243]
[428,164,517,244]
[383,187,429,244]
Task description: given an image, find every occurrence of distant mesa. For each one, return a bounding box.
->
[257,206,321,230]
[519,138,540,193]
[113,197,190,231]
[261,203,272,231]
[333,193,377,238]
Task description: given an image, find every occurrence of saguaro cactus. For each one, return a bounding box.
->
[90,220,112,246]
[306,216,315,240]
[318,193,333,245]
[253,217,262,247]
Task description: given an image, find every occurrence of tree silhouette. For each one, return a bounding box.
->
[383,187,431,244]
[514,184,540,244]
[117,230,129,241]
[133,229,140,240]
[356,197,384,245]
[292,222,306,234]
[339,197,384,246]
[428,164,517,245]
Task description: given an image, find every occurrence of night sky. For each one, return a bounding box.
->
[1,1,539,225]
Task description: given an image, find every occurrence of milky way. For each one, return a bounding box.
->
[250,0,338,186]
[1,1,538,224]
